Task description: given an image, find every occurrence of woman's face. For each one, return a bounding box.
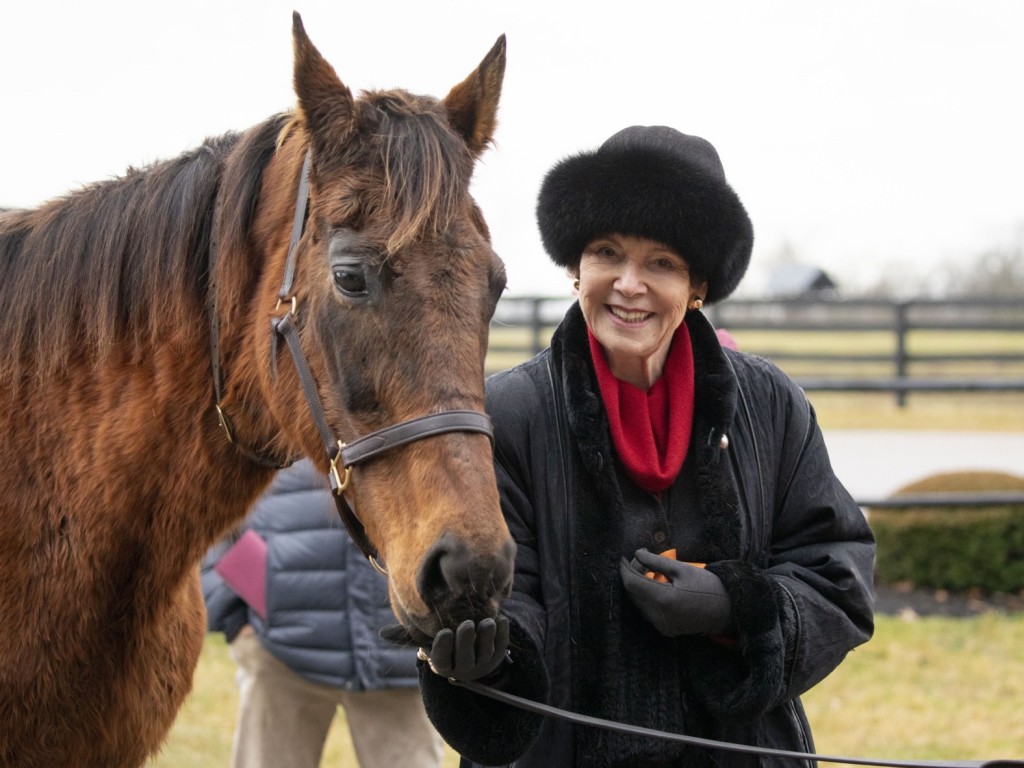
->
[577,234,706,387]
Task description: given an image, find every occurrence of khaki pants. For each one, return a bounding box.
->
[229,629,445,768]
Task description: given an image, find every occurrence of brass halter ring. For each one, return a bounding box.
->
[329,441,352,493]
[329,442,385,574]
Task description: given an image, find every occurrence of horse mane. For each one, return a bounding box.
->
[0,91,474,387]
[0,116,286,385]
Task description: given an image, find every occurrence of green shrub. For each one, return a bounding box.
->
[869,471,1024,594]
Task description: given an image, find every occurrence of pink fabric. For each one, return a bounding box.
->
[215,530,268,619]
[716,328,739,350]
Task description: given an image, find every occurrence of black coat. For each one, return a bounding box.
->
[421,304,875,768]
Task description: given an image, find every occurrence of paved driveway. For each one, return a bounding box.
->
[822,430,1024,502]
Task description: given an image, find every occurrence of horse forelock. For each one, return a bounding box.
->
[315,90,475,257]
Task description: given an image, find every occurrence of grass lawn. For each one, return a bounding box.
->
[808,390,1024,431]
[151,614,1024,767]
[803,613,1024,766]
[149,633,462,767]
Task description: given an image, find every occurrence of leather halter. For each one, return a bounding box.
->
[208,150,495,564]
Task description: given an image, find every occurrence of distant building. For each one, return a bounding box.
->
[766,264,838,298]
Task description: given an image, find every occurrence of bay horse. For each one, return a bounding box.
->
[0,14,514,767]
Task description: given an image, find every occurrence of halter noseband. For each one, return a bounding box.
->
[208,150,494,564]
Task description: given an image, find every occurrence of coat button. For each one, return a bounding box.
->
[653,530,667,544]
[719,433,730,449]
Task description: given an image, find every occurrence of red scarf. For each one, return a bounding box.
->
[588,325,695,492]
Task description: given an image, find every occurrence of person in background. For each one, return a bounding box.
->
[715,327,739,350]
[414,125,876,767]
[202,459,444,768]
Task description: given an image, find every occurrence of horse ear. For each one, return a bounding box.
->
[291,12,355,143]
[443,34,506,156]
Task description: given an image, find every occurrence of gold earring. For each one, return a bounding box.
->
[690,297,703,311]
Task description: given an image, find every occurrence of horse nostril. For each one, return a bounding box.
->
[416,532,516,614]
[417,535,454,608]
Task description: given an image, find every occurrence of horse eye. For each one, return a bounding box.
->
[333,265,368,296]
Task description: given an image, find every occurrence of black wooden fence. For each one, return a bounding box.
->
[852,491,1024,508]
[489,295,1024,406]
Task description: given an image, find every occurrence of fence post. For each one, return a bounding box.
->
[894,301,909,407]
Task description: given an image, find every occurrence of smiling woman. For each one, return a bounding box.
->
[412,124,876,768]
[575,234,705,388]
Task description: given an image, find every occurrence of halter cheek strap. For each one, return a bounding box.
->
[208,178,293,469]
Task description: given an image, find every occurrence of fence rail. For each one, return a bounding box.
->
[488,296,1024,509]
[854,491,1024,508]
[488,295,1024,405]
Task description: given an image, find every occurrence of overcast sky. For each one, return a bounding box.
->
[3,0,1022,296]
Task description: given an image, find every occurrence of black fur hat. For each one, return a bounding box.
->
[536,126,753,303]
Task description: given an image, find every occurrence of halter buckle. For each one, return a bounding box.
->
[215,404,236,444]
[329,441,352,494]
[274,296,297,317]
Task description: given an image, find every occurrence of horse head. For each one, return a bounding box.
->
[243,14,515,643]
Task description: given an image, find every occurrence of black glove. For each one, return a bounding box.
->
[418,616,510,681]
[620,549,733,636]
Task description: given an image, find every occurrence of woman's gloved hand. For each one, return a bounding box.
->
[418,615,510,681]
[620,549,733,636]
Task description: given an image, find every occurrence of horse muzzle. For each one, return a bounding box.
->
[411,531,516,634]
